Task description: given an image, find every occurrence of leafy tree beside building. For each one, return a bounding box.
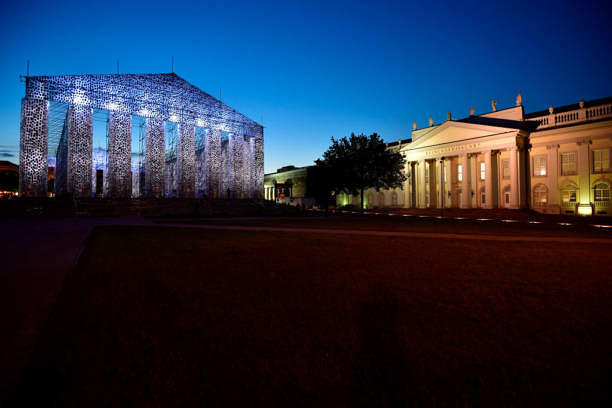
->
[316,133,406,211]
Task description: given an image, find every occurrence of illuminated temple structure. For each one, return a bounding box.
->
[338,95,612,215]
[19,73,263,199]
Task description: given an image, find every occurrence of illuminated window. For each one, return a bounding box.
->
[594,182,610,202]
[593,149,610,173]
[502,159,510,179]
[561,188,577,204]
[480,162,485,180]
[533,184,548,208]
[457,164,463,182]
[480,187,486,204]
[560,152,577,175]
[533,155,547,176]
[503,185,511,205]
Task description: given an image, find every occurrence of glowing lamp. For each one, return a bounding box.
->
[73,94,88,105]
[577,204,593,216]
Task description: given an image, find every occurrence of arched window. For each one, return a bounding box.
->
[594,182,610,203]
[391,192,398,207]
[480,187,486,206]
[560,183,578,208]
[377,192,385,207]
[533,184,548,208]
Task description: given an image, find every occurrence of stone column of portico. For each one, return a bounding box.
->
[577,140,591,204]
[509,147,519,209]
[460,154,470,208]
[410,162,417,208]
[447,159,455,208]
[470,154,478,207]
[19,98,49,197]
[107,111,131,198]
[547,144,560,210]
[437,159,445,209]
[419,160,427,208]
[484,150,493,209]
[429,160,437,208]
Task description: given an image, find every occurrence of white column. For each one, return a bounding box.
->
[509,147,519,209]
[470,154,478,207]
[547,144,559,209]
[419,159,427,208]
[437,159,444,209]
[446,159,454,208]
[484,150,493,209]
[577,140,590,204]
[460,154,469,208]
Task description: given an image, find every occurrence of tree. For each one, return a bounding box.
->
[315,133,406,211]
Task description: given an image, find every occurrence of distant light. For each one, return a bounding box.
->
[435,216,443,219]
[454,217,465,220]
[502,219,518,223]
[169,114,179,122]
[558,222,572,226]
[476,218,491,221]
[577,204,593,216]
[73,93,88,105]
[528,221,542,224]
[593,224,612,229]
[402,214,412,217]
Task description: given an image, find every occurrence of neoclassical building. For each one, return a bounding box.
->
[338,95,612,215]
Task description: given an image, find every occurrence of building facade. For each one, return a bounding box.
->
[264,165,324,207]
[19,73,263,199]
[338,96,612,215]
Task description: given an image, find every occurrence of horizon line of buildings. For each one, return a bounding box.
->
[266,95,612,215]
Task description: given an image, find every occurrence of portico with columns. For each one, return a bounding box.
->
[350,95,612,215]
[402,117,529,210]
[19,73,264,199]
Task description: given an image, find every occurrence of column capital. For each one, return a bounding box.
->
[576,138,592,146]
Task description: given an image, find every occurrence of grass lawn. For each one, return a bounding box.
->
[11,224,612,406]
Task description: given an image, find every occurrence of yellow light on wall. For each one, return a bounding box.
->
[577,204,593,216]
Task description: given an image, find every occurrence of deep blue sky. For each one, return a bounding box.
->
[1,0,611,173]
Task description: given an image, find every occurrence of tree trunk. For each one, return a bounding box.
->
[360,187,364,213]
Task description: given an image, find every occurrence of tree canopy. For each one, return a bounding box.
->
[315,133,406,210]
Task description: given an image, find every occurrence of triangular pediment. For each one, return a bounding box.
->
[408,120,519,150]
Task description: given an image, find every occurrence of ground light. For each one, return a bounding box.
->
[578,203,593,216]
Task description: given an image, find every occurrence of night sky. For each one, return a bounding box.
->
[1,0,611,173]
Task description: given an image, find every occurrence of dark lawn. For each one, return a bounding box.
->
[10,225,612,406]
